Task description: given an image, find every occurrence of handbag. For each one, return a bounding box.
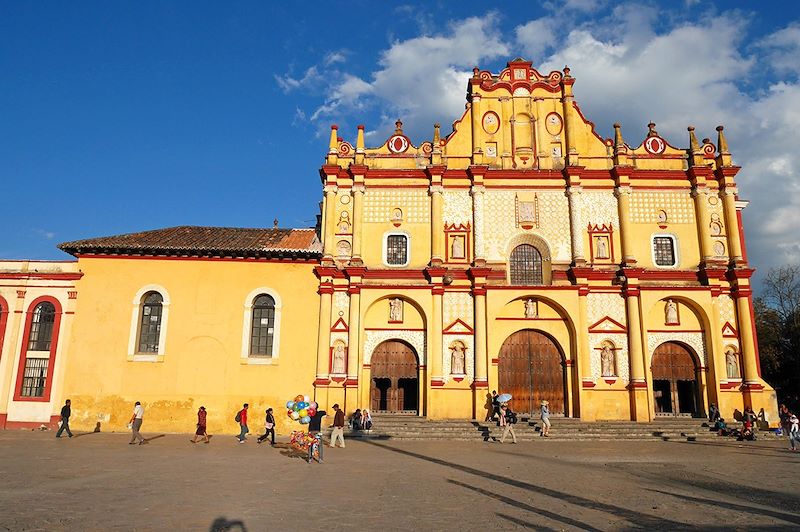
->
[265,422,274,429]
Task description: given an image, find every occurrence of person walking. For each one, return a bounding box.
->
[191,406,210,444]
[498,403,517,444]
[486,390,500,421]
[539,400,551,437]
[779,404,791,437]
[55,399,73,438]
[129,401,147,445]
[789,414,799,452]
[257,408,276,445]
[330,403,346,448]
[236,403,249,444]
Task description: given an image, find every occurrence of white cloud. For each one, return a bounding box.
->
[275,65,323,93]
[515,18,555,62]
[757,23,800,76]
[324,51,347,66]
[33,229,55,240]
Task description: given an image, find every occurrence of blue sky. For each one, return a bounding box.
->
[2,1,799,286]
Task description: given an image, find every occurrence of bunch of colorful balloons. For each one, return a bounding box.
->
[286,394,318,425]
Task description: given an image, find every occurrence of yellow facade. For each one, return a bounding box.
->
[2,58,777,433]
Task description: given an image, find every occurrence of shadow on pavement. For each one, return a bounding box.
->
[648,489,800,526]
[209,516,247,531]
[364,440,690,530]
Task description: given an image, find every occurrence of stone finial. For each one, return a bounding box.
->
[395,119,404,134]
[433,123,441,144]
[613,123,624,146]
[273,218,279,228]
[327,125,339,162]
[647,122,659,137]
[356,125,365,151]
[472,67,480,78]
[688,126,704,166]
[612,123,630,166]
[716,125,732,167]
[563,65,571,78]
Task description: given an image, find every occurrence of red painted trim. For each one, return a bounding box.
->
[330,317,349,332]
[496,317,564,321]
[628,381,648,389]
[313,378,331,386]
[0,295,9,362]
[442,318,474,334]
[0,272,83,281]
[13,296,63,403]
[647,329,704,334]
[363,327,425,332]
[737,209,749,263]
[588,316,627,333]
[0,284,77,289]
[74,254,318,264]
[363,269,427,280]
[582,380,597,388]
[431,379,445,387]
[721,322,738,338]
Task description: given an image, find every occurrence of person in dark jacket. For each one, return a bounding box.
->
[258,408,276,445]
[330,404,346,448]
[191,406,209,444]
[56,399,73,438]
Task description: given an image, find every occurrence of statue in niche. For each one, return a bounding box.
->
[595,237,609,259]
[657,210,668,224]
[332,342,346,374]
[601,344,616,377]
[725,348,740,379]
[710,222,722,236]
[392,208,403,222]
[524,299,537,319]
[336,240,351,257]
[338,211,350,233]
[665,299,679,325]
[519,201,536,223]
[451,235,465,259]
[450,342,466,375]
[389,298,403,322]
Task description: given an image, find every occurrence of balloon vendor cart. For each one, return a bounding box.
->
[286,394,323,464]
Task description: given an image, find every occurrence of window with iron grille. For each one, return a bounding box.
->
[20,357,49,397]
[510,244,543,285]
[250,294,276,357]
[27,302,56,351]
[653,236,677,267]
[386,234,408,266]
[138,292,163,353]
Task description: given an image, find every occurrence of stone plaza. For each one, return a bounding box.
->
[0,430,797,530]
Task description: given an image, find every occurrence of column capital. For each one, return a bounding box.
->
[470,185,486,196]
[566,185,583,196]
[429,184,444,195]
[323,184,339,195]
[614,185,632,198]
[351,184,366,194]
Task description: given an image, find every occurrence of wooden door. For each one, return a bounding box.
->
[498,330,565,415]
[370,341,418,413]
[652,342,698,416]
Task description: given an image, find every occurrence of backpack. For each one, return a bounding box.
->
[235,410,242,423]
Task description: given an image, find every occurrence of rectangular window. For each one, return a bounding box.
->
[20,357,49,397]
[250,306,275,356]
[138,307,162,353]
[386,235,408,266]
[653,236,676,267]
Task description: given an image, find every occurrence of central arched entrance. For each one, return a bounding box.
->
[369,340,419,414]
[498,329,566,415]
[652,341,700,416]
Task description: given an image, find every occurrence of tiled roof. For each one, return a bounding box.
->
[58,226,322,259]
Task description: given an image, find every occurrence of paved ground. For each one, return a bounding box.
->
[0,428,798,531]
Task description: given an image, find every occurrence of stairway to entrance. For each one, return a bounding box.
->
[341,414,735,442]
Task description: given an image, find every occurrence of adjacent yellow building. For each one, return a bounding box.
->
[1,58,777,433]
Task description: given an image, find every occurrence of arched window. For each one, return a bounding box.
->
[510,244,543,285]
[250,294,276,357]
[27,302,55,351]
[138,292,163,353]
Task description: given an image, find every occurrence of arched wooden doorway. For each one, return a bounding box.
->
[652,342,700,416]
[369,340,419,414]
[498,330,566,415]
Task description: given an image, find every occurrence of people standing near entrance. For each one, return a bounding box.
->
[191,406,210,444]
[258,408,276,445]
[487,391,500,422]
[236,403,249,444]
[539,400,551,437]
[56,399,73,438]
[789,414,799,452]
[129,401,147,445]
[498,403,517,444]
[330,404,346,448]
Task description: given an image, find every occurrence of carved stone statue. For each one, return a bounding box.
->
[595,237,608,259]
[726,348,740,379]
[519,201,536,222]
[524,299,537,319]
[665,299,678,325]
[332,342,346,374]
[389,298,403,322]
[451,235,465,259]
[601,345,616,377]
[451,343,466,375]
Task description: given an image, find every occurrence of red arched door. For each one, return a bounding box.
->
[652,342,699,416]
[498,330,565,415]
[370,340,419,413]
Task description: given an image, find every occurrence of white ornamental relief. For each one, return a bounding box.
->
[363,189,430,223]
[588,333,630,383]
[647,332,707,367]
[441,335,475,382]
[581,190,620,227]
[629,191,695,224]
[443,191,473,226]
[586,293,626,326]
[443,292,474,328]
[718,294,736,328]
[363,330,426,366]
[333,291,350,318]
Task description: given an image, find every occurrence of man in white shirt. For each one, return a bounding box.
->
[129,401,147,445]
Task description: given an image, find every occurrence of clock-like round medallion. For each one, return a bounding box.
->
[545,112,563,135]
[482,111,500,134]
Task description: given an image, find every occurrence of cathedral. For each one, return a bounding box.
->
[0,59,777,433]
